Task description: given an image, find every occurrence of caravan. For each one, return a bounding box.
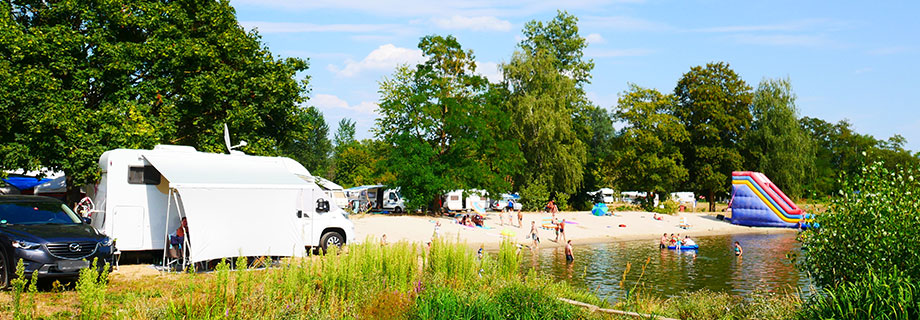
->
[442,190,488,213]
[90,145,354,262]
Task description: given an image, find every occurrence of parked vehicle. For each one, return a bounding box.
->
[587,188,615,203]
[0,195,115,287]
[346,185,405,213]
[442,190,488,213]
[314,177,349,209]
[91,145,354,262]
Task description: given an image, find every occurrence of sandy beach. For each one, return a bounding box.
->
[352,210,797,249]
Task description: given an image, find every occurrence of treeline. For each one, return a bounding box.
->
[1,2,915,210]
[317,12,919,211]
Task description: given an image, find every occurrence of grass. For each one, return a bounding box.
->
[0,238,609,319]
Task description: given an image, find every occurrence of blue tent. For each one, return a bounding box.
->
[2,176,51,191]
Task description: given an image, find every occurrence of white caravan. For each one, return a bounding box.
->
[91,145,354,261]
[443,190,488,213]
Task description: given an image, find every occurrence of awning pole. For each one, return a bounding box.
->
[162,188,174,271]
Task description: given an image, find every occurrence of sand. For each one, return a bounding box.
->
[352,210,796,249]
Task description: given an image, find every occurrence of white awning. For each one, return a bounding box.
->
[143,153,309,189]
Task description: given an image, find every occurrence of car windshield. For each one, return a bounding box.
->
[0,202,82,225]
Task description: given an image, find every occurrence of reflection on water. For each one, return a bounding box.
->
[523,233,811,301]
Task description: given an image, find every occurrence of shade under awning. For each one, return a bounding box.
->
[143,153,309,189]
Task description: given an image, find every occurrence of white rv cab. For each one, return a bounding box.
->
[91,145,354,259]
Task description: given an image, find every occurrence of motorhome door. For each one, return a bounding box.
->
[297,190,314,246]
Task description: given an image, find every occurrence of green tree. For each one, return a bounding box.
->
[283,106,331,177]
[0,0,310,204]
[741,78,815,199]
[611,85,688,206]
[376,35,518,210]
[333,139,392,188]
[673,62,753,211]
[503,11,591,207]
[333,118,357,150]
[571,105,616,210]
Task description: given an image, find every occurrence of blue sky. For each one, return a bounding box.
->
[230,0,920,151]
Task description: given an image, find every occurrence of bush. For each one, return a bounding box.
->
[653,200,679,215]
[800,269,918,320]
[520,182,549,211]
[799,162,920,287]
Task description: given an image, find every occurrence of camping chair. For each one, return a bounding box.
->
[679,217,692,229]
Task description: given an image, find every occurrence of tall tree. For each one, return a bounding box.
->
[333,118,357,150]
[674,62,753,211]
[503,11,592,208]
[0,0,309,204]
[376,35,518,210]
[283,106,331,176]
[571,105,616,210]
[741,78,815,199]
[611,85,689,205]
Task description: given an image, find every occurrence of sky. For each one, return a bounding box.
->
[229,0,920,151]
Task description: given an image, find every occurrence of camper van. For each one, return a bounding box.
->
[346,185,405,213]
[587,188,615,203]
[90,145,355,261]
[442,190,488,213]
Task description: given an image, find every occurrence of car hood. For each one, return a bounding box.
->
[2,224,104,243]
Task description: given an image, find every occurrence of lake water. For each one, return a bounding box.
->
[522,232,811,301]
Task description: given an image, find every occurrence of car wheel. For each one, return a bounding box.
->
[0,250,9,289]
[394,206,403,213]
[320,231,345,253]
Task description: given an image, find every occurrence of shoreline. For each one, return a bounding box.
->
[351,210,798,250]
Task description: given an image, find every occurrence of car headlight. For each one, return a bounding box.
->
[101,237,115,247]
[12,240,42,250]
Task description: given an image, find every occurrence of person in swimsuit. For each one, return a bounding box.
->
[530,221,540,248]
[734,241,743,256]
[559,219,566,243]
[517,209,523,228]
[565,240,574,262]
[660,233,668,249]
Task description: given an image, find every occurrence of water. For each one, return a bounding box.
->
[522,232,811,301]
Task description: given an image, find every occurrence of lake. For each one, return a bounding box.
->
[522,232,811,301]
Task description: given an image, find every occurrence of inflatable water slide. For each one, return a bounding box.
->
[730,171,804,228]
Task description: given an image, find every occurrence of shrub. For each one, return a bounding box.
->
[77,258,111,320]
[799,162,920,287]
[653,200,680,215]
[520,182,549,211]
[800,269,918,320]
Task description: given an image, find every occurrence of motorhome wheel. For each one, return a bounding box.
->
[394,206,403,213]
[320,231,344,252]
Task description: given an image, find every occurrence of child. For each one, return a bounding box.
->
[734,241,743,256]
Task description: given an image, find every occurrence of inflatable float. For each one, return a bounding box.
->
[730,171,804,228]
[667,245,699,250]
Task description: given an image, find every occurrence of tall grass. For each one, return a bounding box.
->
[76,258,111,320]
[800,269,918,320]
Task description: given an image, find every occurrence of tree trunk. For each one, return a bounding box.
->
[64,174,82,208]
[707,190,715,212]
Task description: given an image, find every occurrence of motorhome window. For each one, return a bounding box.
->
[128,166,162,185]
[389,193,397,200]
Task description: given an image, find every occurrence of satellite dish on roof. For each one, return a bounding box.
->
[223,123,248,155]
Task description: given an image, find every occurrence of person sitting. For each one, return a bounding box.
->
[683,236,696,247]
[669,233,677,246]
[471,214,484,227]
[168,217,188,258]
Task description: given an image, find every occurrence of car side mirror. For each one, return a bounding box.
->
[316,199,330,213]
[82,217,92,224]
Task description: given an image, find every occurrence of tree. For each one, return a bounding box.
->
[0,0,310,204]
[673,62,753,211]
[611,85,688,206]
[333,139,392,188]
[376,35,517,210]
[571,105,616,210]
[741,78,815,199]
[282,106,331,177]
[333,118,357,150]
[503,11,592,207]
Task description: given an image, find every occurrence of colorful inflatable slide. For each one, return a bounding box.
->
[730,171,804,228]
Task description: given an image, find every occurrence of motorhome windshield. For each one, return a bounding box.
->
[0,202,82,225]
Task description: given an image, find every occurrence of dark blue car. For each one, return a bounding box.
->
[0,196,115,287]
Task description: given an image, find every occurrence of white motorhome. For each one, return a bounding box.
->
[91,145,354,261]
[587,188,615,203]
[442,190,488,213]
[345,185,405,213]
[314,177,349,209]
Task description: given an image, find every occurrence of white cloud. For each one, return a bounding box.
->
[585,48,654,58]
[312,94,379,114]
[476,61,503,83]
[238,21,410,34]
[585,33,605,45]
[431,15,512,32]
[327,44,426,78]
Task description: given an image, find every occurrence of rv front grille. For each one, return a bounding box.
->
[45,241,98,260]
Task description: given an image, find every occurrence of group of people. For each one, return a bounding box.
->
[499,199,523,227]
[659,233,696,248]
[457,213,485,227]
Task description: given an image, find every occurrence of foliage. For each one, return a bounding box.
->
[674,62,753,211]
[0,0,310,204]
[334,118,358,150]
[573,105,617,210]
[742,78,815,199]
[376,35,518,210]
[653,200,680,215]
[799,161,920,287]
[76,258,111,320]
[611,84,688,198]
[800,269,918,320]
[282,106,332,177]
[503,11,590,199]
[333,138,393,188]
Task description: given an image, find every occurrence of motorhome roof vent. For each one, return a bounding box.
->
[153,145,198,152]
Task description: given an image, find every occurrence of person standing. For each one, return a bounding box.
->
[530,221,540,248]
[559,219,567,243]
[734,241,743,257]
[517,209,523,228]
[659,233,668,249]
[564,240,574,262]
